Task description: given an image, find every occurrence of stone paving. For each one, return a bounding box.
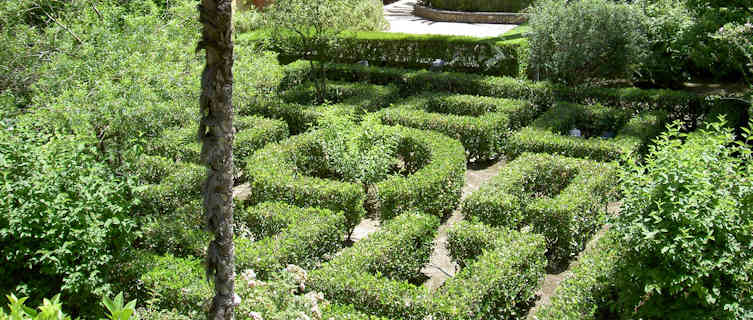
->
[384,0,517,37]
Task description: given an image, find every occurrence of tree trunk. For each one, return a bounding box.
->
[197,1,236,320]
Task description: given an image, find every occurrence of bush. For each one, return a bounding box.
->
[243,122,465,228]
[527,0,648,84]
[505,102,669,161]
[0,130,138,315]
[533,231,622,320]
[245,31,525,76]
[432,222,546,319]
[278,81,401,112]
[235,202,346,279]
[308,212,439,319]
[148,116,288,178]
[132,158,205,216]
[635,0,694,88]
[462,152,619,270]
[421,0,531,12]
[613,121,753,319]
[374,93,541,161]
[280,61,707,119]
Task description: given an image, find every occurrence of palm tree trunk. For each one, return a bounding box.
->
[197,1,236,319]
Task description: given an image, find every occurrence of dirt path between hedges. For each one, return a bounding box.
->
[420,160,507,290]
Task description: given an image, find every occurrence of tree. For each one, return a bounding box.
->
[262,0,363,102]
[197,1,237,319]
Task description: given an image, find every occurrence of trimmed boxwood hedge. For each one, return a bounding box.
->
[234,202,346,280]
[373,93,540,161]
[278,81,401,111]
[462,152,618,271]
[308,212,439,319]
[133,156,204,216]
[148,115,288,175]
[423,0,531,12]
[280,61,707,120]
[533,231,622,320]
[505,102,668,161]
[243,124,465,229]
[241,31,524,76]
[322,304,391,320]
[136,202,347,315]
[432,221,546,319]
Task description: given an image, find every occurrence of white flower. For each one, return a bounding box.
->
[249,311,263,320]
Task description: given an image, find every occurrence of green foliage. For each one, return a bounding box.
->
[528,0,648,84]
[308,212,439,319]
[421,0,531,12]
[713,21,753,82]
[245,30,525,76]
[278,81,401,112]
[432,226,546,320]
[534,231,622,320]
[463,153,618,270]
[505,102,668,161]
[613,120,753,319]
[0,129,138,314]
[235,202,346,280]
[375,93,540,161]
[635,0,694,87]
[243,122,465,226]
[0,293,137,320]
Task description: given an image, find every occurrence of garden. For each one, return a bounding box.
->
[1,0,752,319]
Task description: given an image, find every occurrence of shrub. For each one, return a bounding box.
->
[308,212,439,319]
[421,0,531,12]
[235,202,346,279]
[148,116,288,178]
[462,152,619,270]
[505,102,668,161]
[374,93,540,161]
[0,130,138,315]
[527,0,648,84]
[245,31,525,76]
[635,0,694,88]
[321,303,390,320]
[613,121,753,319]
[243,122,465,228]
[432,222,546,319]
[138,200,208,257]
[132,158,205,216]
[533,231,622,320]
[278,81,401,112]
[280,61,707,119]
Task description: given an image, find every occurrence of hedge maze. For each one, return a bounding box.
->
[128,60,702,319]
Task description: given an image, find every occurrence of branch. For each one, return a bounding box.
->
[44,10,82,44]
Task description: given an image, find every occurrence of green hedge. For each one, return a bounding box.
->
[133,156,205,216]
[308,212,439,319]
[235,202,346,280]
[533,231,622,320]
[243,125,465,228]
[322,304,391,320]
[280,61,707,119]
[242,31,524,76]
[148,116,288,174]
[374,93,540,161]
[278,81,401,112]
[423,0,531,12]
[239,99,355,135]
[462,152,618,271]
[431,221,546,319]
[505,102,668,161]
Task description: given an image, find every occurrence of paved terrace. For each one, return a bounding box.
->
[384,0,517,37]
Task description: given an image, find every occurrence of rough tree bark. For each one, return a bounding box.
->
[197,1,237,319]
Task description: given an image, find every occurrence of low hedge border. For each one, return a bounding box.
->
[239,99,355,135]
[234,202,346,280]
[241,31,524,76]
[308,212,439,319]
[373,93,540,161]
[147,115,288,178]
[462,152,619,271]
[243,124,465,229]
[414,5,529,24]
[133,156,205,216]
[136,203,348,316]
[322,303,391,320]
[432,221,547,319]
[280,61,707,120]
[505,102,669,161]
[278,81,401,111]
[533,230,622,320]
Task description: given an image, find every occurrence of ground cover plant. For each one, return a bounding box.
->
[505,102,669,161]
[462,152,619,271]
